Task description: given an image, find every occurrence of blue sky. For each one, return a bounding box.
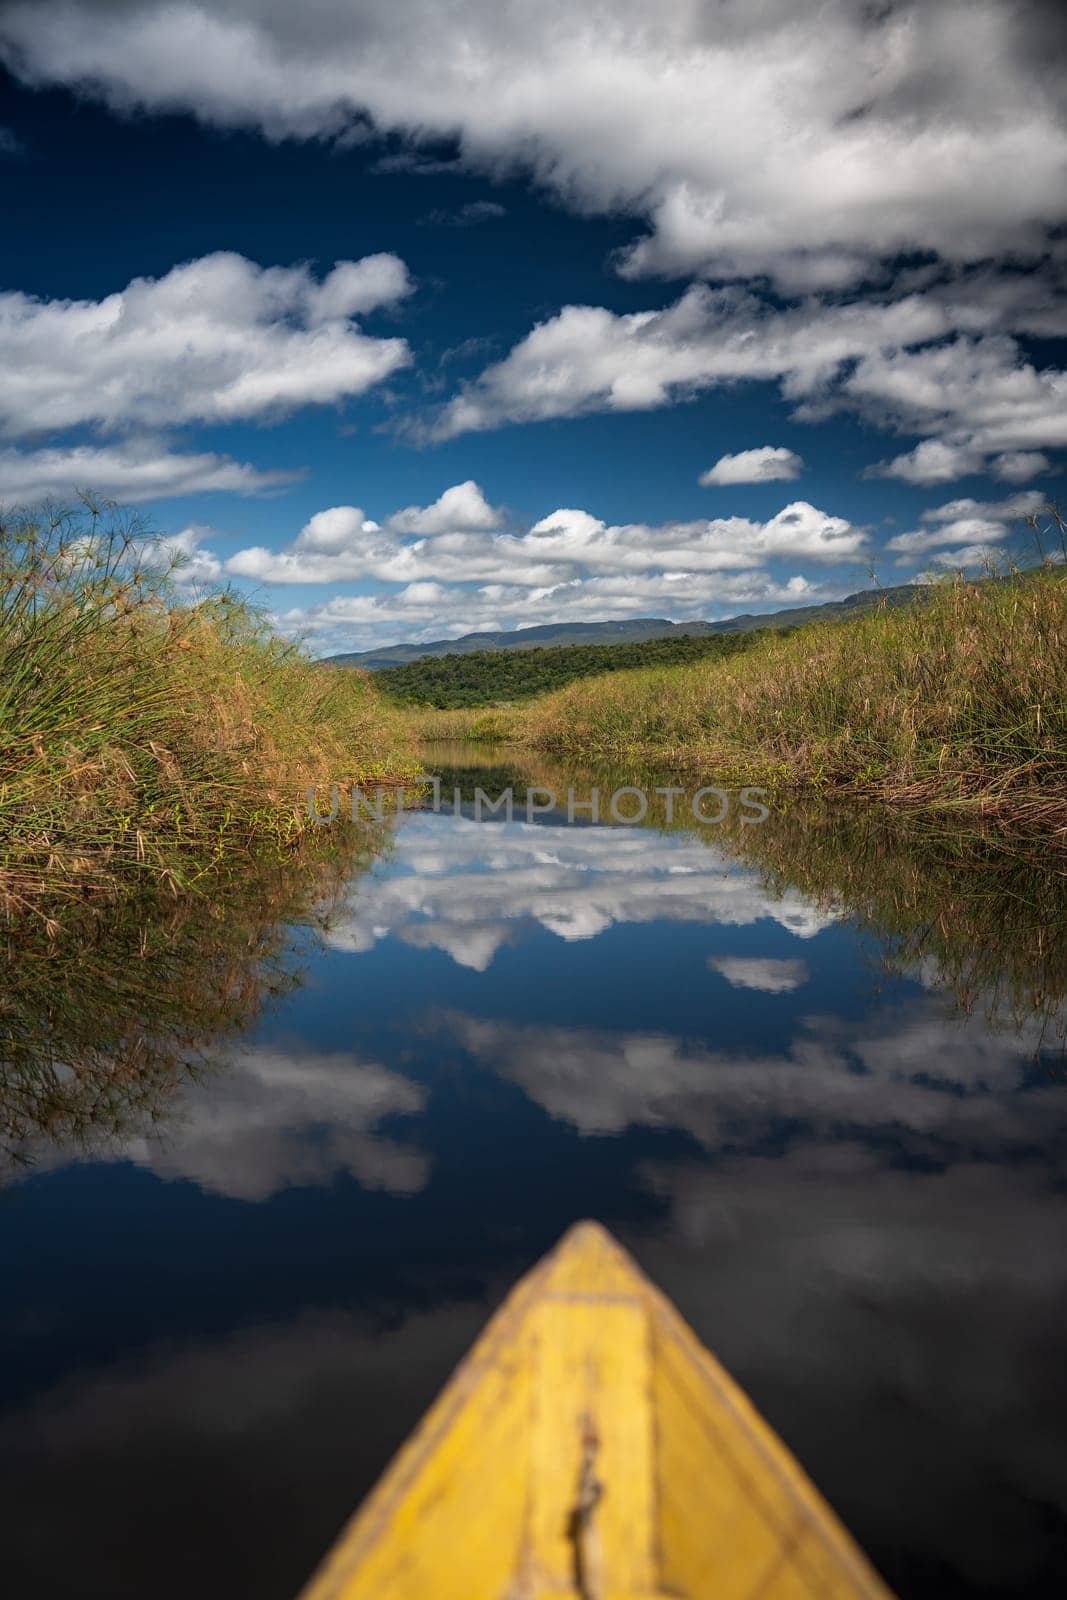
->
[0,1,1064,653]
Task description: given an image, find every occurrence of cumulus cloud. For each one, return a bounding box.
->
[387,479,499,535]
[992,450,1052,483]
[2,9,1063,498]
[873,440,985,486]
[886,489,1047,563]
[214,478,867,647]
[525,500,863,569]
[856,336,1067,481]
[920,490,1048,525]
[0,251,411,439]
[0,440,296,503]
[700,447,804,486]
[2,3,1065,290]
[925,544,1003,570]
[432,276,1067,482]
[226,481,863,586]
[887,518,1008,559]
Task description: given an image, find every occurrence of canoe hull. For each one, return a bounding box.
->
[299,1221,893,1600]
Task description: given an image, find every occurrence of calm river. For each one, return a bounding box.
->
[2,747,1065,1598]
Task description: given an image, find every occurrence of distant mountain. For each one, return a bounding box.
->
[325,583,923,670]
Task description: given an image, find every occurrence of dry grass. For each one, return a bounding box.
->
[0,504,417,918]
[526,563,1067,827]
[405,704,527,743]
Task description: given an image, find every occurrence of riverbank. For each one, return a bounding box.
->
[425,568,1066,830]
[0,507,417,920]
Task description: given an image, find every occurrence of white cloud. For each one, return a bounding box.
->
[887,519,1009,558]
[387,480,499,535]
[0,440,295,503]
[294,504,378,553]
[0,251,412,438]
[432,279,1066,485]
[886,490,1047,560]
[226,483,864,587]
[2,4,1065,290]
[926,544,1004,570]
[431,286,908,437]
[856,337,1067,480]
[303,252,411,318]
[215,479,865,647]
[700,447,804,486]
[525,500,863,570]
[874,440,985,486]
[1,11,1061,501]
[921,491,1047,525]
[277,569,835,653]
[992,450,1052,483]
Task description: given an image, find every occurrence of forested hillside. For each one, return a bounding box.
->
[326,583,923,669]
[375,630,772,707]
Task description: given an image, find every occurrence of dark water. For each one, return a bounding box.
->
[2,748,1065,1599]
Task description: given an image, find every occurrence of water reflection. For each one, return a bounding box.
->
[444,998,1065,1153]
[322,809,835,968]
[1,752,1065,1599]
[120,1044,429,1202]
[1,825,390,1175]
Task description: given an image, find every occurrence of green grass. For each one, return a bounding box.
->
[524,564,1067,825]
[374,629,770,707]
[0,503,417,920]
[404,704,527,743]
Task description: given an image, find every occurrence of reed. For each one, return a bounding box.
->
[0,503,417,918]
[405,704,527,743]
[526,561,1067,826]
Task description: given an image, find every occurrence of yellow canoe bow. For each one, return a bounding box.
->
[299,1221,893,1600]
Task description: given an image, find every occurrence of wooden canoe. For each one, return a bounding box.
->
[298,1220,893,1600]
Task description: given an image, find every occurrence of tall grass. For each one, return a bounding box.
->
[526,565,1067,825]
[405,704,526,743]
[0,503,416,918]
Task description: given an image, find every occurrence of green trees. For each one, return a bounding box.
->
[375,631,766,707]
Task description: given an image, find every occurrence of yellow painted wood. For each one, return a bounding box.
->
[297,1221,895,1600]
[528,1298,656,1593]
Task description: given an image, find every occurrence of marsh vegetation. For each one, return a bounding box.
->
[0,504,415,921]
[408,564,1067,830]
[0,822,392,1174]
